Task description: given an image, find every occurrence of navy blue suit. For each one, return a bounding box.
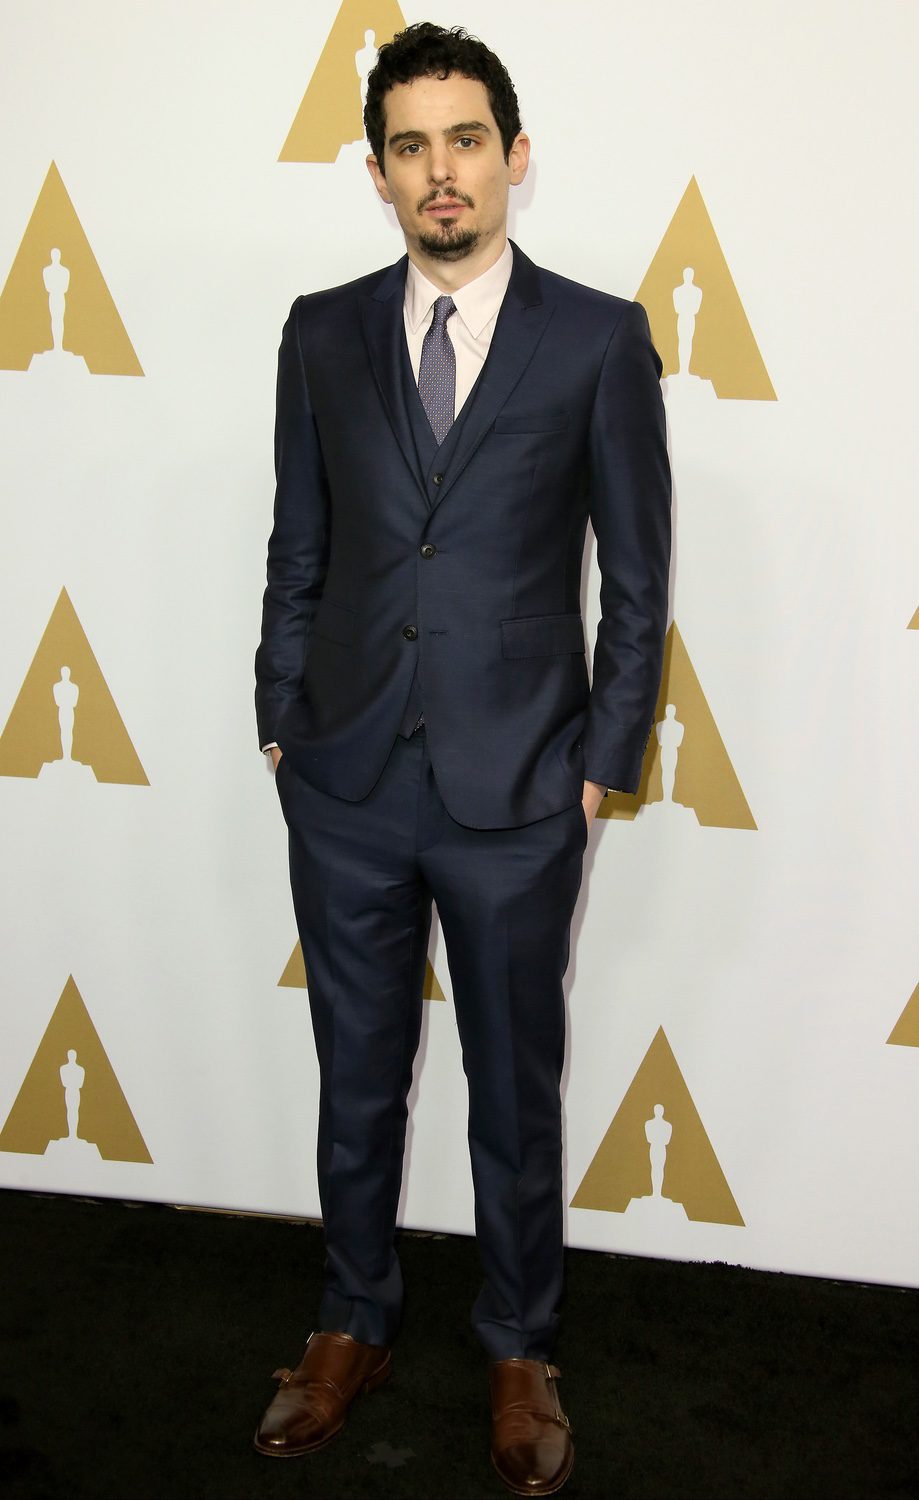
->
[256,243,671,1358]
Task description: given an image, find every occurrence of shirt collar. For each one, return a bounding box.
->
[404,241,514,338]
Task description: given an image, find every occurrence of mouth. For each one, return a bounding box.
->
[420,189,473,218]
[425,200,467,218]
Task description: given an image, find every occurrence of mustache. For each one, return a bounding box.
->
[417,188,475,212]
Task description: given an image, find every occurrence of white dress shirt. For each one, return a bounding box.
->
[264,244,514,756]
[403,239,514,418]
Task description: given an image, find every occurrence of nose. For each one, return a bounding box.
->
[428,144,455,186]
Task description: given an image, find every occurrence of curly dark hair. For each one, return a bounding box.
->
[363,22,522,169]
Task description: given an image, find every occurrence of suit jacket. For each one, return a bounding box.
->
[255,242,671,829]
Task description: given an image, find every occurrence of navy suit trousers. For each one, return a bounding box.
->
[275,728,587,1360]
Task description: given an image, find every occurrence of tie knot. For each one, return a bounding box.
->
[431,295,455,329]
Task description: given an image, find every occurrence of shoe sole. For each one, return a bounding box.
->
[252,1358,392,1458]
[490,1446,575,1496]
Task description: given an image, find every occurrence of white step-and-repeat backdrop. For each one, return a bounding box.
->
[2,0,918,1291]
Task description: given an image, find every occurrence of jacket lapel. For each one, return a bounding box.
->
[359,257,428,503]
[358,245,556,514]
[430,244,555,512]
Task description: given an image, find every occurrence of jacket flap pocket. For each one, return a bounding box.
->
[501,612,585,659]
[313,596,357,646]
[493,410,569,434]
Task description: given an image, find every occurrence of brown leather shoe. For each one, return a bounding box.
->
[253,1330,391,1457]
[489,1358,574,1496]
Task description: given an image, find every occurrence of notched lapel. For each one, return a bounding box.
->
[431,247,556,511]
[359,258,428,502]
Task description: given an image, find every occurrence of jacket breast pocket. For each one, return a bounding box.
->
[312,596,357,647]
[500,612,585,658]
[493,410,569,435]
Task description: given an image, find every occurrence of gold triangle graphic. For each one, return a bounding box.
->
[908,605,919,630]
[888,981,919,1047]
[424,958,446,1002]
[0,162,142,375]
[598,622,755,829]
[278,940,308,989]
[279,0,407,162]
[0,976,152,1162]
[278,939,445,1000]
[635,176,775,401]
[0,588,148,784]
[571,1026,743,1226]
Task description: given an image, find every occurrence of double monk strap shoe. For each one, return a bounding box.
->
[253,1330,391,1457]
[489,1358,574,1496]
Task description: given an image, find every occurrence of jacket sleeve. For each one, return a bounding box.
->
[254,299,331,749]
[581,300,672,794]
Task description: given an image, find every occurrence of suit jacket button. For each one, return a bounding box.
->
[420,542,436,559]
[432,472,444,485]
[402,624,418,641]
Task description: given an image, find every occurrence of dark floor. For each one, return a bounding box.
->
[0,1189,917,1500]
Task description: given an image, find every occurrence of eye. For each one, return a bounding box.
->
[456,136,478,148]
[400,142,423,155]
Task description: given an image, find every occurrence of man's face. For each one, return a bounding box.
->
[366,74,529,269]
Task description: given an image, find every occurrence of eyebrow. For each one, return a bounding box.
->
[387,120,493,147]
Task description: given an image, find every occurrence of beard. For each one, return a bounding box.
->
[418,224,480,261]
[416,189,478,260]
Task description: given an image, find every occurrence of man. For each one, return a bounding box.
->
[254,22,671,1495]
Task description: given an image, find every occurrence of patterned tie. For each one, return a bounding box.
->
[417,295,456,446]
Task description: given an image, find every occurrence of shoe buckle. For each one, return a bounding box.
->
[545,1363,570,1430]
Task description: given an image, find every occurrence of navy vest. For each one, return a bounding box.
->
[396,331,486,736]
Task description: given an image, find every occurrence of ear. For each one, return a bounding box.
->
[507,132,531,187]
[366,154,393,204]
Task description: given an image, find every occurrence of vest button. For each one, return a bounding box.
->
[420,542,436,559]
[432,472,444,485]
[402,624,418,641]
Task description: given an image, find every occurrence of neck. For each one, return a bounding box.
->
[407,231,509,293]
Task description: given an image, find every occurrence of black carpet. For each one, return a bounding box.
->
[0,1190,916,1500]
